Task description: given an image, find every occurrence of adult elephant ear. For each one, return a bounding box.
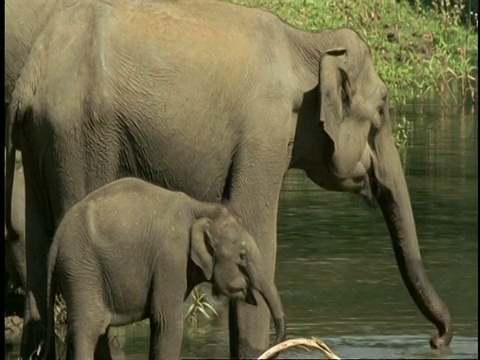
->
[318,48,370,178]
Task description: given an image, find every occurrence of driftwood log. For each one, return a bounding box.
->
[258,337,340,359]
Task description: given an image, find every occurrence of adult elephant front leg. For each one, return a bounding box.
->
[226,145,287,359]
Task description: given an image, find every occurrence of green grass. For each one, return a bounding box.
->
[229,0,478,108]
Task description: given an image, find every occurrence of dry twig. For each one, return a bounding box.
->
[258,337,340,360]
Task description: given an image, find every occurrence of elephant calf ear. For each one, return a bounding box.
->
[190,218,214,280]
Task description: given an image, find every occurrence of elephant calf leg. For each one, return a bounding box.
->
[148,313,184,360]
[71,296,110,359]
[72,332,101,360]
[69,314,108,359]
[149,277,185,360]
[94,329,126,360]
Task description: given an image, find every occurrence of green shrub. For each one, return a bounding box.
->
[230,0,477,107]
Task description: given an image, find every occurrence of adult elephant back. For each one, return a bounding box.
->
[5,0,162,104]
[7,1,452,358]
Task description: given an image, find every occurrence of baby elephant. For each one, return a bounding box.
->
[45,177,286,359]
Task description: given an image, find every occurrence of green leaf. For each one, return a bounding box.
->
[203,302,219,316]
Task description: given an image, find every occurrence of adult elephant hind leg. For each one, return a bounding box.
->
[20,184,51,359]
[226,148,286,359]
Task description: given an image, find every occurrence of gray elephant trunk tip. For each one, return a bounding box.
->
[430,323,453,349]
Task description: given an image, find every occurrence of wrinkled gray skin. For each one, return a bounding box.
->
[4,1,168,359]
[6,0,452,358]
[5,0,167,104]
[43,178,286,360]
[5,163,26,293]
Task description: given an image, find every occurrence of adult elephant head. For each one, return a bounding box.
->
[289,31,452,348]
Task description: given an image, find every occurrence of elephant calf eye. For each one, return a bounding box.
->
[239,253,248,266]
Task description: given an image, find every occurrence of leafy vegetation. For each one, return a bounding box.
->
[230,0,478,107]
[185,285,219,331]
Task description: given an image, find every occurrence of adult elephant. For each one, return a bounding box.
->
[6,0,452,358]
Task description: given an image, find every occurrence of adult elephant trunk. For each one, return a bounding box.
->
[246,260,286,345]
[371,101,452,349]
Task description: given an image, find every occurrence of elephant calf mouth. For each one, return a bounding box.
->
[229,291,248,302]
[211,283,243,299]
[227,285,249,299]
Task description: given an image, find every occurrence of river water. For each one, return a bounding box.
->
[121,103,478,359]
[5,104,477,359]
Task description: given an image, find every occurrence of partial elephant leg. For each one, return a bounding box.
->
[94,327,126,360]
[8,164,27,291]
[5,235,27,293]
[67,287,109,360]
[149,267,185,360]
[148,310,184,360]
[20,182,51,359]
[226,144,287,359]
[71,331,100,360]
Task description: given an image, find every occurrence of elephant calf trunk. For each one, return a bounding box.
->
[246,250,287,345]
[255,278,287,344]
[273,315,287,344]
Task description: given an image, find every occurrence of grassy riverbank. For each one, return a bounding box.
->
[231,0,478,107]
